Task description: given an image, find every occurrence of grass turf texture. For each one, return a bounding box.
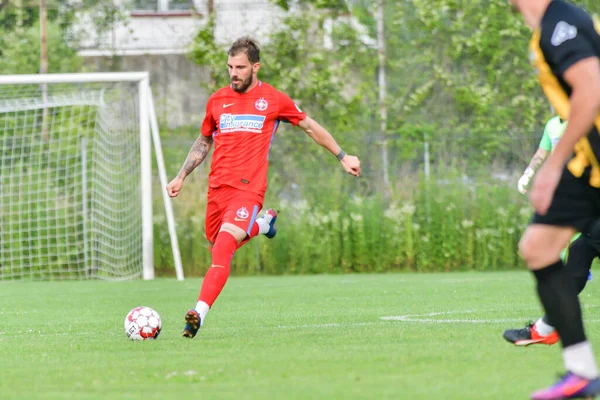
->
[1,271,599,399]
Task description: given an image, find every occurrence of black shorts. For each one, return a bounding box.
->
[579,217,600,253]
[531,166,600,232]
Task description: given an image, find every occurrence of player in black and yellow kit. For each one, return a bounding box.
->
[510,0,600,399]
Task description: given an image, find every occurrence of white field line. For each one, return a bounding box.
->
[3,306,600,337]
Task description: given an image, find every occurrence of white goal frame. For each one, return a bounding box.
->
[0,72,183,281]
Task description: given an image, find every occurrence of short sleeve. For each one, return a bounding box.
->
[201,96,217,137]
[542,19,597,76]
[538,123,552,151]
[277,92,306,126]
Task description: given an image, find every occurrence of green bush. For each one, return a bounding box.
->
[153,167,530,276]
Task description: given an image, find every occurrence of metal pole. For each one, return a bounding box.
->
[376,0,389,192]
[40,0,49,140]
[139,77,154,280]
[424,132,431,222]
[148,88,185,281]
[81,138,91,279]
[0,72,150,85]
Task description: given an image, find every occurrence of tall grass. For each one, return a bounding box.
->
[153,167,531,277]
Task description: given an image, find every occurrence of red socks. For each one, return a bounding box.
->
[198,231,238,307]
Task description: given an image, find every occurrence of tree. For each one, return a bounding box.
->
[189,0,600,183]
[0,0,127,74]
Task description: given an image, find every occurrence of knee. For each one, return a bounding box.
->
[518,236,538,268]
[519,234,562,270]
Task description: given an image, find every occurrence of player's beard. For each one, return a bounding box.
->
[231,75,253,93]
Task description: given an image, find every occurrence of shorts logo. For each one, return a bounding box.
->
[220,113,266,134]
[236,207,249,220]
[255,98,268,111]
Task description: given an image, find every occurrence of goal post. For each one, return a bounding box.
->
[0,72,183,281]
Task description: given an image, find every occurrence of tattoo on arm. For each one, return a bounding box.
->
[179,135,213,178]
[529,154,545,172]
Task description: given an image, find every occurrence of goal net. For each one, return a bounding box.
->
[0,72,181,281]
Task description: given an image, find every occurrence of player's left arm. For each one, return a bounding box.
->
[276,91,360,176]
[297,117,360,176]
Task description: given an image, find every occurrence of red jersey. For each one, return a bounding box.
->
[201,81,306,197]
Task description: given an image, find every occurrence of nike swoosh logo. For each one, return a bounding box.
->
[223,103,235,108]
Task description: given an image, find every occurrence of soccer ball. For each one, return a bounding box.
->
[124,306,162,340]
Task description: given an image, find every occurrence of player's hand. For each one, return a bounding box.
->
[517,168,534,194]
[166,176,184,198]
[341,155,361,177]
[529,162,561,215]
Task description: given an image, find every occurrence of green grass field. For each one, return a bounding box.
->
[1,271,599,399]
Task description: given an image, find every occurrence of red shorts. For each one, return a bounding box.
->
[204,186,264,244]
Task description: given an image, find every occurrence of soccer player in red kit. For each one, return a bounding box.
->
[166,36,361,338]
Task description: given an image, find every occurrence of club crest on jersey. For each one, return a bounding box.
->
[219,113,266,134]
[551,21,577,46]
[255,97,268,111]
[236,207,249,219]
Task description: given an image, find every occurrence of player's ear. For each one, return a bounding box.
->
[253,62,260,74]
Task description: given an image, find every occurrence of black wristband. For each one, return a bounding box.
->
[336,150,346,161]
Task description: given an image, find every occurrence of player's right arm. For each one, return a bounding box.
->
[518,125,551,194]
[530,15,600,214]
[166,97,216,197]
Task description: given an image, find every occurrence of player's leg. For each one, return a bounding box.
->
[503,232,596,346]
[182,188,225,338]
[534,233,596,338]
[238,208,278,248]
[196,195,265,320]
[184,190,273,338]
[522,224,600,399]
[521,169,600,399]
[565,231,599,294]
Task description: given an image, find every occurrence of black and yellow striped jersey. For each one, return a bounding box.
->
[529,0,600,186]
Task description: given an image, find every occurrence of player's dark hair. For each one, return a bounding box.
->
[228,36,260,63]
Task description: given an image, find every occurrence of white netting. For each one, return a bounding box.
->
[0,81,143,280]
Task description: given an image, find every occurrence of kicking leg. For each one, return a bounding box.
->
[505,223,600,346]
[520,224,600,399]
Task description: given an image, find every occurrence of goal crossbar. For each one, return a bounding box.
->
[0,72,149,85]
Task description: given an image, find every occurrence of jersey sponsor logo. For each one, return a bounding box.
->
[219,113,266,133]
[235,207,249,221]
[551,21,577,46]
[255,97,268,111]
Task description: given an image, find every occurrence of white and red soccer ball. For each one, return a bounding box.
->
[124,306,162,340]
